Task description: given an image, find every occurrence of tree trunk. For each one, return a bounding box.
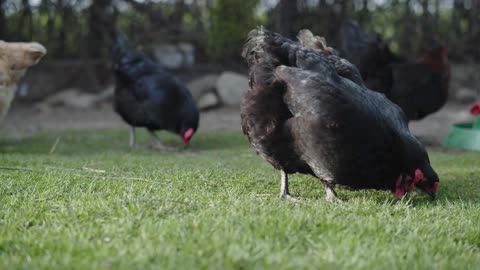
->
[171,0,186,25]
[398,0,415,55]
[40,0,55,44]
[358,0,370,25]
[56,0,68,56]
[419,0,434,51]
[18,0,34,40]
[276,0,298,39]
[87,0,115,57]
[0,0,6,39]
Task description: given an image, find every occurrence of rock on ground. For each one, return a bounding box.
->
[216,72,249,106]
[38,86,113,109]
[153,43,195,70]
[2,102,474,147]
[449,64,479,103]
[187,74,219,101]
[197,92,221,111]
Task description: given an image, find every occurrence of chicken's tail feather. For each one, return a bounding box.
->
[242,26,268,67]
[241,64,290,149]
[243,26,306,70]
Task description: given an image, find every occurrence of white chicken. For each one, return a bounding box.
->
[0,41,47,124]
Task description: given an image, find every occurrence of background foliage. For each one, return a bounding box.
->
[0,0,478,62]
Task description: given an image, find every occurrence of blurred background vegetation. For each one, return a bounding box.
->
[0,0,478,62]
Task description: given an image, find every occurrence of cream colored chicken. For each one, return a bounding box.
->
[0,41,46,124]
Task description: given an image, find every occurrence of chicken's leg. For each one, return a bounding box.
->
[321,180,338,202]
[280,170,298,201]
[129,126,136,148]
[149,130,176,151]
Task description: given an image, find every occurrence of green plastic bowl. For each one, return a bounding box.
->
[444,121,480,151]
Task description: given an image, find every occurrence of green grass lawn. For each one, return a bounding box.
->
[0,129,479,270]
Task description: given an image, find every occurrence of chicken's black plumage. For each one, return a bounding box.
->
[112,34,199,148]
[241,28,439,200]
[338,20,450,121]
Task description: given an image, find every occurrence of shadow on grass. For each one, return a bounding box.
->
[276,171,479,206]
[353,178,480,206]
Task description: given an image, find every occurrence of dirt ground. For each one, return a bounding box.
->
[2,103,243,132]
[2,101,475,145]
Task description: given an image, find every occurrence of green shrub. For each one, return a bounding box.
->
[207,0,261,61]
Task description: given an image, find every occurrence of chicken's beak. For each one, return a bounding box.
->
[426,191,436,200]
[422,181,438,200]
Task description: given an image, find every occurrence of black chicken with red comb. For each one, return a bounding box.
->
[241,27,439,201]
[339,20,450,121]
[112,33,199,150]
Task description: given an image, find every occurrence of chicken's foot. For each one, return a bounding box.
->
[321,180,339,202]
[129,126,136,148]
[280,170,298,201]
[149,131,176,151]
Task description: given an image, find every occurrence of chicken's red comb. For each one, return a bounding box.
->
[470,103,480,116]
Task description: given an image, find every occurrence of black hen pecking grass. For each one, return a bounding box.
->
[112,34,199,150]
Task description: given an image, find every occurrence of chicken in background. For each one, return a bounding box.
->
[338,19,450,121]
[0,41,47,124]
[241,27,439,201]
[337,19,400,69]
[112,34,199,150]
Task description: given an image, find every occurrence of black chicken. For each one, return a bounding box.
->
[338,20,450,120]
[241,28,439,201]
[112,34,199,149]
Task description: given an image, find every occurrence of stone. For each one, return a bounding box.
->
[197,92,220,111]
[187,74,220,101]
[18,60,111,103]
[153,43,195,70]
[40,86,114,109]
[454,87,478,104]
[178,43,195,66]
[216,72,249,106]
[154,44,183,69]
